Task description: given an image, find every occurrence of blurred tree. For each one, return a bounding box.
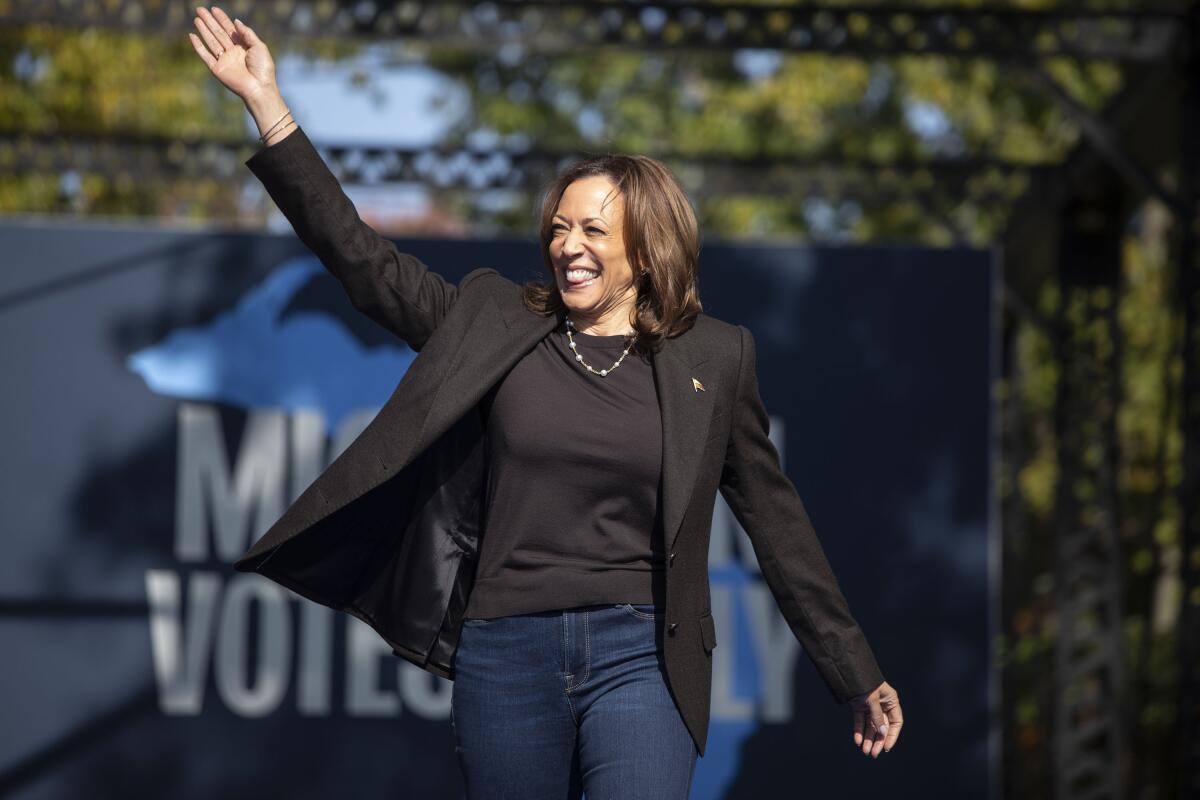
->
[0,23,360,220]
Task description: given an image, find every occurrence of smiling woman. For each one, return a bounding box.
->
[555,177,632,309]
[190,4,901,798]
[522,153,704,354]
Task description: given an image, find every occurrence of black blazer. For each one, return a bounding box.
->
[233,127,885,756]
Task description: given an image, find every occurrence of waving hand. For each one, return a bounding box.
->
[187,6,277,104]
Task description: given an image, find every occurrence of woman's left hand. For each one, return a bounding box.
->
[849,680,903,758]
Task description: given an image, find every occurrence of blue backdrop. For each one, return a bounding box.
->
[0,221,995,798]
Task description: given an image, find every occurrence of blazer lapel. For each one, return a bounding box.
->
[654,332,717,554]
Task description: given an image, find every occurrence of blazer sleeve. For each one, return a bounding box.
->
[245,126,469,351]
[718,324,885,704]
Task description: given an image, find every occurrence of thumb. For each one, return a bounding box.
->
[870,696,888,738]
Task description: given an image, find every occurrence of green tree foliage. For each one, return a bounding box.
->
[0,23,359,219]
[426,46,1128,246]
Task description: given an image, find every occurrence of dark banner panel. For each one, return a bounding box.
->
[0,221,994,799]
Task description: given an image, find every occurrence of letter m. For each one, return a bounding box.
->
[175,402,286,563]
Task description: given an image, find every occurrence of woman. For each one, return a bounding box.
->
[189,7,903,797]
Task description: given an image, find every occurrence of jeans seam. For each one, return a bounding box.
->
[621,603,659,621]
[565,689,579,725]
[563,611,583,722]
[561,612,570,685]
[579,611,592,688]
[568,610,592,692]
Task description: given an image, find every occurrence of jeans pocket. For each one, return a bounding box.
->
[618,603,660,621]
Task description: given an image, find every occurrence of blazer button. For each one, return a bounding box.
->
[668,552,676,566]
[667,622,678,635]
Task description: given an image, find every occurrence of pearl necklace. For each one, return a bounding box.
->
[564,317,638,377]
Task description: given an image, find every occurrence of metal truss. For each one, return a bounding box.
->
[1050,186,1128,800]
[0,129,1050,235]
[1174,37,1200,797]
[0,0,1187,63]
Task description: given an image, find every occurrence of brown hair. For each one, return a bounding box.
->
[520,153,703,355]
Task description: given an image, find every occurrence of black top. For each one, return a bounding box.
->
[463,317,666,619]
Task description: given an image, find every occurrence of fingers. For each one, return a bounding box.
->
[866,695,887,758]
[850,682,902,759]
[189,6,260,70]
[187,32,217,70]
[882,716,903,753]
[195,7,234,52]
[209,6,238,40]
[882,695,903,753]
[192,14,225,60]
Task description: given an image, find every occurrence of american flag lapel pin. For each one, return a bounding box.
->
[692,377,705,392]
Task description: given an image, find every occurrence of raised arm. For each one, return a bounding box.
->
[188,6,459,350]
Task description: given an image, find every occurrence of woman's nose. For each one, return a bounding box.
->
[562,225,585,255]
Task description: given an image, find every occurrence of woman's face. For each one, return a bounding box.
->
[549,175,637,321]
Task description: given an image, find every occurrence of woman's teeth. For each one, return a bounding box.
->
[565,268,599,286]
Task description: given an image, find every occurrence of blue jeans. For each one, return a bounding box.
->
[451,603,699,799]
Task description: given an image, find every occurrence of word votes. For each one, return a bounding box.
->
[146,402,800,720]
[146,569,449,718]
